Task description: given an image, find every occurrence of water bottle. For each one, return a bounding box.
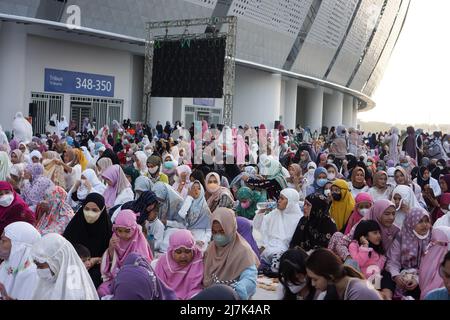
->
[256,201,277,210]
[147,234,155,254]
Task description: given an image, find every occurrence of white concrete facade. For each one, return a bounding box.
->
[302,86,324,132]
[342,94,354,127]
[323,90,344,129]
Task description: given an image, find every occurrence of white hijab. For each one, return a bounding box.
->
[30,233,98,300]
[12,112,33,144]
[261,188,303,249]
[134,151,148,174]
[0,222,41,300]
[78,168,106,198]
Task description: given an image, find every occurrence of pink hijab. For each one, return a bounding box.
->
[107,210,153,268]
[419,226,450,299]
[345,192,373,234]
[102,165,131,208]
[154,230,204,300]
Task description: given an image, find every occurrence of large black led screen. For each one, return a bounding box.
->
[151,36,226,98]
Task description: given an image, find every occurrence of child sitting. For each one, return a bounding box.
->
[349,220,386,289]
[143,204,165,255]
[73,243,101,270]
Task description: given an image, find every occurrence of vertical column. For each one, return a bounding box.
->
[352,100,359,128]
[282,79,298,130]
[149,97,174,125]
[303,86,324,132]
[322,90,343,128]
[0,23,27,132]
[342,94,354,127]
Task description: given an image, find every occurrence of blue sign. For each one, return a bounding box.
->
[193,98,215,107]
[44,68,115,97]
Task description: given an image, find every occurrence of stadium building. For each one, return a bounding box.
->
[0,0,410,133]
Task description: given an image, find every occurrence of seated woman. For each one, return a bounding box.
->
[115,190,158,225]
[329,179,355,233]
[385,207,432,299]
[68,169,106,210]
[344,193,374,234]
[253,188,302,273]
[277,248,316,300]
[203,208,259,300]
[205,172,234,212]
[152,182,185,252]
[111,253,176,300]
[98,209,153,297]
[0,222,41,300]
[414,166,442,198]
[305,167,328,197]
[236,216,260,262]
[235,186,264,220]
[35,186,74,235]
[394,166,425,206]
[423,252,450,300]
[101,165,134,210]
[63,193,112,288]
[391,185,422,227]
[177,181,211,251]
[154,230,204,300]
[434,193,450,227]
[41,151,66,190]
[348,167,370,199]
[290,193,337,252]
[21,163,54,212]
[306,248,382,300]
[419,226,450,299]
[30,233,98,300]
[191,284,240,300]
[123,166,140,193]
[134,175,153,200]
[369,171,394,201]
[0,181,35,236]
[286,164,306,198]
[172,165,192,199]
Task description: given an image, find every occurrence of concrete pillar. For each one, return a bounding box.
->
[149,97,174,125]
[0,23,27,132]
[322,90,343,128]
[352,100,358,128]
[233,66,282,128]
[303,86,324,132]
[342,95,354,127]
[282,79,297,130]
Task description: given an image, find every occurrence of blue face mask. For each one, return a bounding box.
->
[317,178,328,187]
[213,234,231,247]
[401,163,409,168]
[164,161,175,170]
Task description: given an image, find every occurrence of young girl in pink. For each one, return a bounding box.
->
[349,220,386,285]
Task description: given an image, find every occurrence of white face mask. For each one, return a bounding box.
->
[36,268,56,282]
[327,159,333,164]
[324,189,331,197]
[0,194,14,207]
[287,282,307,294]
[327,173,336,180]
[148,166,159,174]
[413,229,430,240]
[438,166,444,170]
[359,208,370,217]
[83,209,102,224]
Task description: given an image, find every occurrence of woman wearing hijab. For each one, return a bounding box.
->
[123,166,140,192]
[21,163,54,211]
[63,193,112,288]
[305,167,328,197]
[161,154,178,185]
[434,193,450,228]
[235,186,264,220]
[299,150,312,174]
[403,126,419,162]
[236,216,260,262]
[98,148,120,165]
[133,151,148,176]
[348,166,370,198]
[368,171,394,201]
[146,155,169,184]
[35,186,74,235]
[111,253,176,300]
[0,151,11,181]
[177,181,211,250]
[344,192,374,235]
[385,127,400,165]
[29,150,42,164]
[205,172,234,212]
[391,185,422,228]
[116,191,158,226]
[203,208,259,300]
[101,165,134,210]
[394,166,426,206]
[98,209,152,297]
[30,233,98,300]
[290,193,336,252]
[329,179,355,233]
[243,157,288,201]
[415,166,442,198]
[172,165,192,199]
[0,222,41,300]
[41,151,66,189]
[386,207,432,299]
[96,157,113,177]
[68,168,106,210]
[0,181,35,236]
[419,226,450,299]
[253,188,303,273]
[134,175,153,200]
[154,230,204,300]
[286,163,306,197]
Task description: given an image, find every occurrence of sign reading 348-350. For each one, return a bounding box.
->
[44,68,115,97]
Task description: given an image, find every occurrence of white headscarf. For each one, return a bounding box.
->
[12,112,33,144]
[29,150,42,161]
[0,222,41,300]
[392,185,421,209]
[0,151,11,181]
[76,168,106,200]
[0,125,10,152]
[134,151,148,174]
[30,233,98,300]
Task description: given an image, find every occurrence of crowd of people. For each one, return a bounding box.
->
[0,111,449,301]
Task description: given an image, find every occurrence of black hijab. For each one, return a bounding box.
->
[416,166,430,189]
[120,191,158,225]
[98,148,120,165]
[289,193,337,251]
